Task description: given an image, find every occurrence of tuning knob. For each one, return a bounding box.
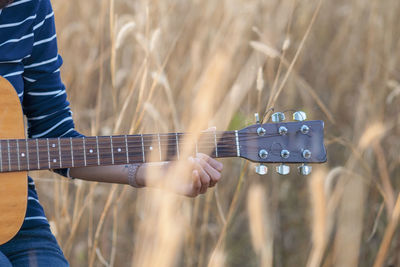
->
[271,112,285,123]
[276,164,290,175]
[255,164,268,175]
[254,113,260,124]
[293,111,307,121]
[298,164,312,175]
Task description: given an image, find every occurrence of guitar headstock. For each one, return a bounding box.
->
[238,111,326,175]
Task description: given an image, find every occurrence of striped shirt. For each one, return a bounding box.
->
[0,0,80,229]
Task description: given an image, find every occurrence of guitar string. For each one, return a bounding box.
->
[0,135,295,167]
[0,136,284,152]
[0,132,305,169]
[2,146,305,171]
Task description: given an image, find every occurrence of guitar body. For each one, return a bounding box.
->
[0,76,27,244]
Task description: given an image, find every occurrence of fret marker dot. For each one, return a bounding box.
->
[89,149,93,154]
[149,146,153,151]
[53,159,57,163]
[21,153,25,157]
[117,148,122,152]
[52,144,56,148]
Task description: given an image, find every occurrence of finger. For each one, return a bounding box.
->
[190,170,201,197]
[190,157,212,193]
[209,179,216,187]
[197,153,223,172]
[195,157,221,185]
[193,160,210,194]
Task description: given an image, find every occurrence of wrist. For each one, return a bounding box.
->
[135,164,146,187]
[135,162,170,188]
[127,164,144,188]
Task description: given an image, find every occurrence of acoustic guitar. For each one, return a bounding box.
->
[0,76,326,244]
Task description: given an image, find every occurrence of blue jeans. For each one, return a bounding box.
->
[0,177,69,266]
[0,224,69,266]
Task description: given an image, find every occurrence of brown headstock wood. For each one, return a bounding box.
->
[237,120,327,164]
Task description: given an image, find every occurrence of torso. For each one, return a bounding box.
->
[0,0,38,102]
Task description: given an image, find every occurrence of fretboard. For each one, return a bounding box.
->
[0,131,239,172]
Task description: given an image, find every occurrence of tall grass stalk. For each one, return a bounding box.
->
[30,0,400,266]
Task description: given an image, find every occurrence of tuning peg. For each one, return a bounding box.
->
[254,113,260,124]
[255,164,268,175]
[302,149,311,159]
[276,164,290,175]
[298,164,312,175]
[293,111,307,121]
[278,126,288,135]
[271,112,285,123]
[300,124,310,134]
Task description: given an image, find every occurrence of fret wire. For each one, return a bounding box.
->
[214,131,218,157]
[58,138,62,168]
[70,137,75,168]
[124,135,129,164]
[175,133,180,160]
[7,140,11,171]
[110,136,114,165]
[235,130,240,157]
[26,139,30,170]
[46,138,51,169]
[96,136,100,165]
[16,139,20,171]
[36,139,40,169]
[82,137,87,166]
[157,133,162,161]
[140,134,145,163]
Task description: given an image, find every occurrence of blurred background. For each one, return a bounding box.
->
[32,0,400,266]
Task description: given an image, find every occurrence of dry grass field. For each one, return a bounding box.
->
[32,0,400,266]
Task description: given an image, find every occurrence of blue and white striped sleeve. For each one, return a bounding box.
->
[21,0,82,176]
[22,0,81,139]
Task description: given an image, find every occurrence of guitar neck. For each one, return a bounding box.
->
[0,132,239,172]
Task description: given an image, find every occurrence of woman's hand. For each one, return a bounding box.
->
[185,153,223,197]
[135,153,223,197]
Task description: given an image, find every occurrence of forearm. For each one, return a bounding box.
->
[68,163,168,187]
[67,153,223,197]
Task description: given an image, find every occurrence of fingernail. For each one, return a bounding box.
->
[218,163,223,170]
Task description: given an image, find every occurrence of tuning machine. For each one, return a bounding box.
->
[271,112,285,123]
[255,164,268,175]
[293,111,307,121]
[276,164,290,175]
[298,164,312,175]
[254,113,266,136]
[255,113,260,124]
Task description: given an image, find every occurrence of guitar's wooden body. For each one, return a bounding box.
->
[0,76,27,244]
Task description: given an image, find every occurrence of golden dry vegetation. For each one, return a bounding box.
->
[33,0,400,266]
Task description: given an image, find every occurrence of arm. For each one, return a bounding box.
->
[23,0,223,196]
[69,153,224,197]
